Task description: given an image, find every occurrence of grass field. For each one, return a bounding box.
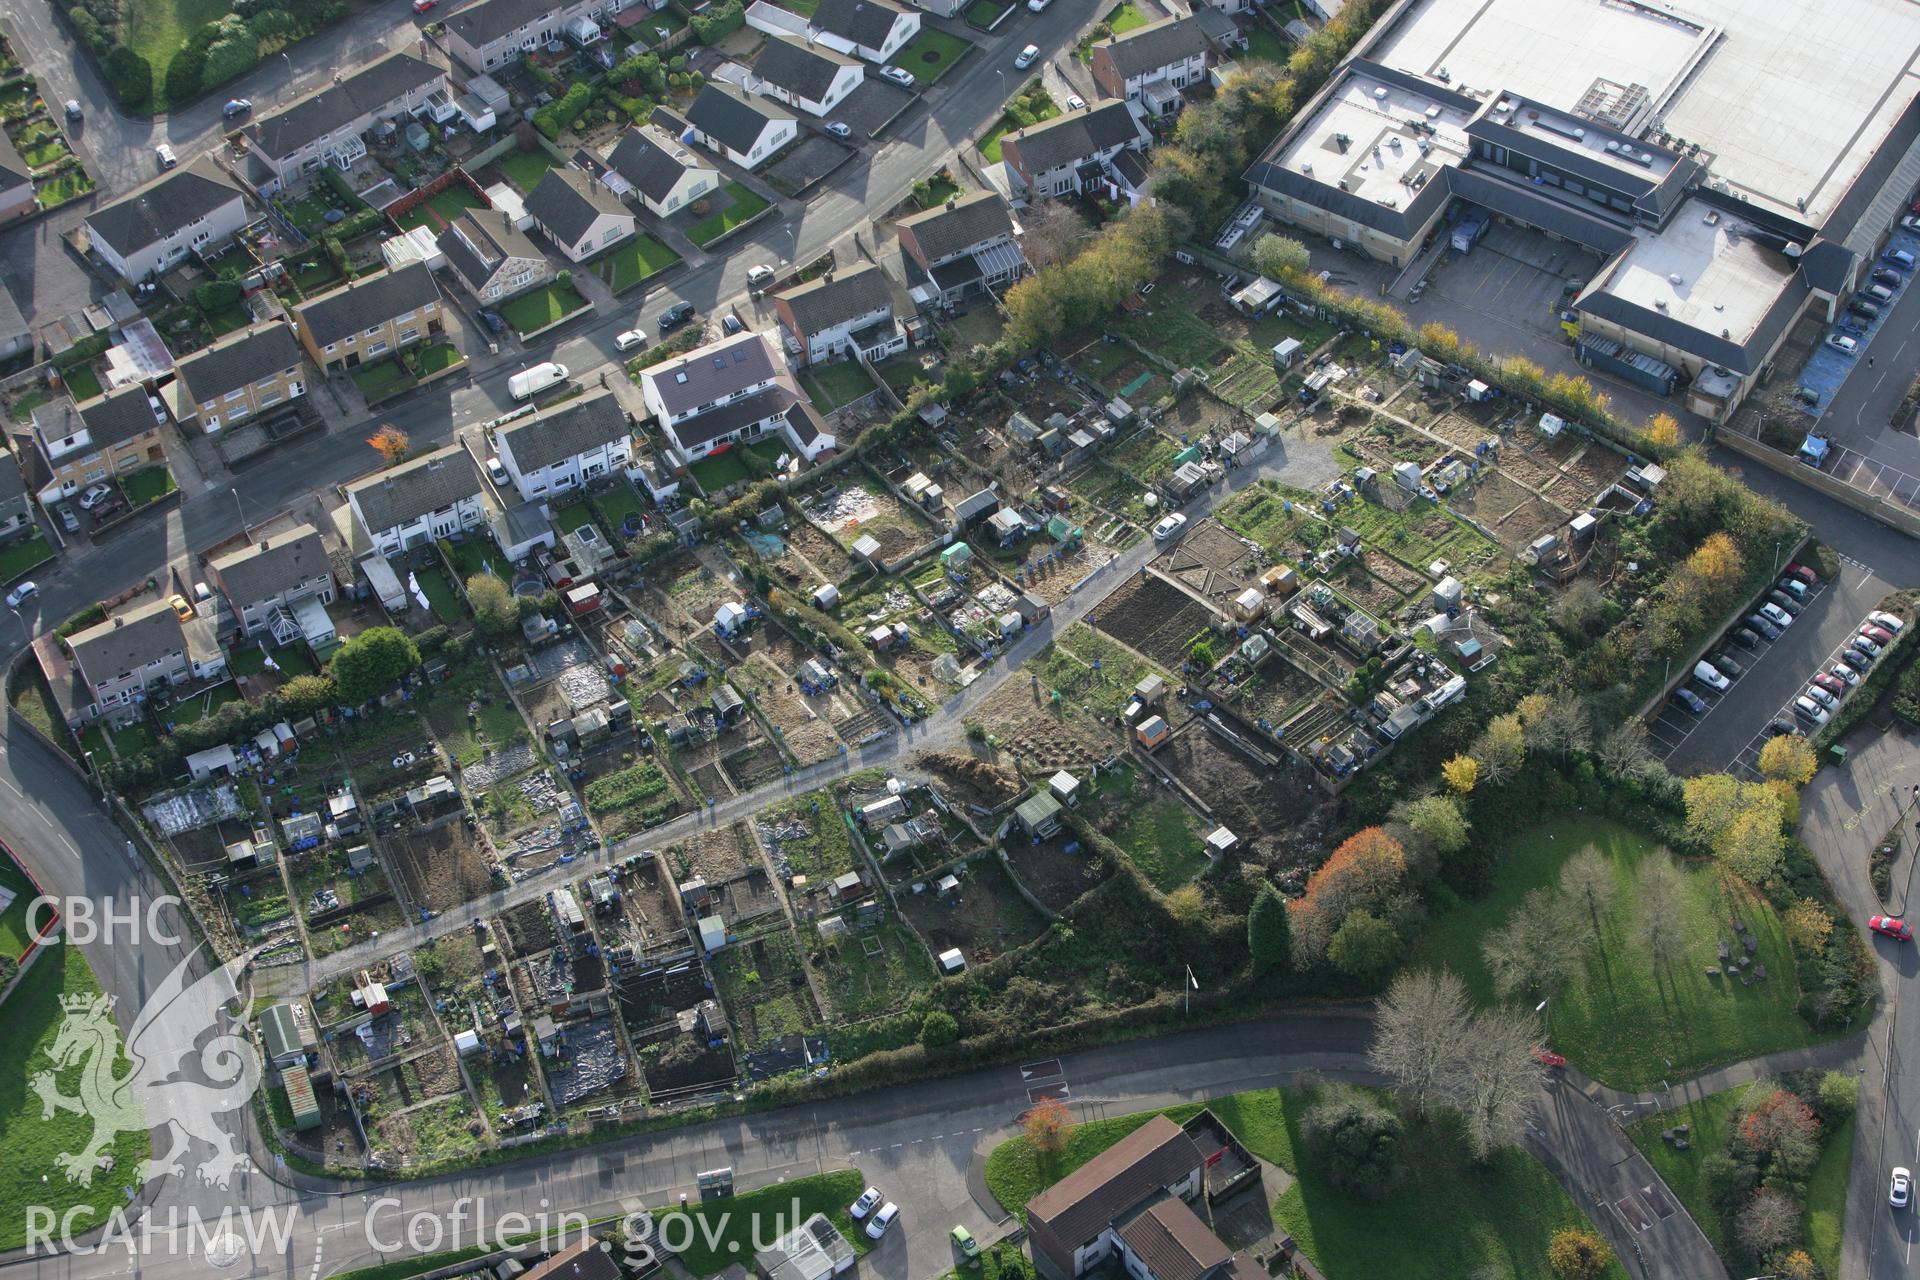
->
[603,235,681,291]
[985,1086,1627,1280]
[1217,482,1317,556]
[656,1170,870,1275]
[0,849,38,958]
[124,0,230,109]
[1414,817,1827,1090]
[1627,1084,1752,1257]
[1808,1113,1854,1278]
[686,183,771,248]
[1102,789,1209,889]
[802,361,875,413]
[0,942,151,1249]
[897,29,969,85]
[499,282,591,335]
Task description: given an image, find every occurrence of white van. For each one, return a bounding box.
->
[508,361,569,400]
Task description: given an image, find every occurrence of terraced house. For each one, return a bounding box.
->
[525,167,635,263]
[603,125,720,218]
[771,263,906,367]
[1001,101,1151,202]
[0,452,34,542]
[438,208,556,304]
[208,524,337,644]
[442,0,632,76]
[750,34,865,118]
[245,52,448,195]
[65,597,226,727]
[896,191,1028,310]
[29,389,167,503]
[170,322,308,434]
[0,131,30,222]
[684,83,799,171]
[346,445,486,556]
[84,156,250,284]
[491,388,634,503]
[291,262,444,371]
[1088,15,1210,117]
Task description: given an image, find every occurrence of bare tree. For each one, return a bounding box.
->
[1020,199,1094,271]
[1524,697,1592,755]
[1549,578,1607,634]
[1597,721,1653,780]
[1735,1188,1801,1258]
[1369,968,1471,1118]
[1448,1006,1542,1160]
[1482,887,1590,999]
[1634,851,1688,979]
[1558,845,1617,938]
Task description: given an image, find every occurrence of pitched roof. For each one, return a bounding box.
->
[67,597,186,684]
[1113,1199,1229,1280]
[294,262,440,347]
[782,397,828,448]
[686,81,794,155]
[1002,102,1143,180]
[775,263,892,335]
[86,156,246,261]
[0,129,27,190]
[438,208,545,291]
[0,450,23,508]
[525,166,626,246]
[605,125,715,202]
[644,330,781,418]
[347,445,482,534]
[897,191,1016,264]
[497,387,630,472]
[811,0,909,48]
[75,388,162,451]
[665,386,797,452]
[1094,14,1209,80]
[211,524,331,607]
[175,322,304,405]
[1026,1116,1202,1277]
[754,34,860,104]
[251,51,443,160]
[444,0,561,50]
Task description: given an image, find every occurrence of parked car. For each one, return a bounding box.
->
[1747,614,1781,641]
[824,122,851,138]
[222,98,252,117]
[614,329,647,352]
[1894,1167,1912,1210]
[63,99,82,121]
[1904,214,1920,231]
[1866,282,1896,304]
[1792,696,1830,726]
[1027,0,1052,9]
[1812,673,1847,698]
[78,483,113,510]
[1890,249,1918,271]
[659,301,696,332]
[1785,561,1820,585]
[155,143,177,169]
[1759,601,1794,629]
[1730,626,1762,650]
[747,264,776,290]
[147,394,168,424]
[1872,914,1914,941]
[1869,610,1907,632]
[1775,576,1807,599]
[1873,267,1904,288]
[1066,93,1087,110]
[1693,661,1730,691]
[865,1204,899,1241]
[951,1227,979,1259]
[1803,684,1837,711]
[1847,299,1880,322]
[1861,623,1896,646]
[1827,332,1861,355]
[1844,645,1876,670]
[1670,687,1707,715]
[167,594,194,621]
[485,456,511,488]
[411,0,435,10]
[1014,43,1039,68]
[1152,512,1187,541]
[56,503,78,533]
[3,581,36,608]
[880,65,915,87]
[1709,653,1743,678]
[721,314,745,335]
[1766,718,1798,738]
[1766,590,1802,616]
[478,309,506,334]
[850,1187,883,1221]
[1854,632,1885,656]
[1830,662,1861,686]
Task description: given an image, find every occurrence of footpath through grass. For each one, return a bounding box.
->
[0,941,149,1249]
[985,1086,1625,1280]
[1413,817,1829,1090]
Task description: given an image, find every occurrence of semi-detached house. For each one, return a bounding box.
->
[171,321,308,434]
[771,263,906,367]
[84,156,250,284]
[245,52,447,195]
[602,125,720,218]
[0,132,33,223]
[66,597,226,727]
[492,387,633,503]
[30,390,168,503]
[684,83,799,171]
[0,453,32,543]
[895,191,1028,309]
[292,261,444,371]
[1000,101,1150,202]
[1089,15,1210,117]
[443,0,632,76]
[209,524,337,644]
[346,444,486,556]
[642,330,835,466]
[809,0,919,64]
[751,35,865,117]
[525,166,634,263]
[438,207,555,303]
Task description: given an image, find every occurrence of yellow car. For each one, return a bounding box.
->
[167,594,194,621]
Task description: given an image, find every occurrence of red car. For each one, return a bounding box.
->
[1871,914,1913,941]
[1812,673,1847,697]
[1861,624,1896,647]
[411,0,435,11]
[1531,1045,1567,1068]
[1784,563,1819,586]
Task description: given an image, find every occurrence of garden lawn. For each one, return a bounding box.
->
[8,390,48,424]
[1105,792,1208,890]
[965,0,1012,26]
[60,362,102,403]
[1413,817,1829,1091]
[1108,1,1149,33]
[604,235,680,291]
[122,466,177,507]
[167,682,240,726]
[592,485,648,536]
[981,100,1060,164]
[552,502,600,537]
[897,29,969,85]
[446,536,510,582]
[802,361,875,412]
[351,360,413,402]
[499,283,591,336]
[397,186,483,234]
[986,1087,1625,1280]
[414,342,464,376]
[497,149,559,195]
[0,942,150,1249]
[0,531,54,581]
[124,0,234,109]
[685,183,770,248]
[689,449,753,494]
[1240,24,1291,67]
[0,849,37,958]
[109,719,156,758]
[656,1170,870,1276]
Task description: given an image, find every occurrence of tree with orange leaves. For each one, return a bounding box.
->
[367,424,411,466]
[1023,1097,1073,1166]
[1292,828,1407,965]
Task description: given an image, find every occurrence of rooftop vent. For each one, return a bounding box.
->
[1605,140,1620,153]
[1301,161,1313,175]
[1654,299,1668,309]
[1436,67,1450,81]
[1373,86,1389,101]
[1425,104,1441,120]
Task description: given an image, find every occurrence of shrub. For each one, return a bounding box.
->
[68,7,109,53]
[688,0,742,43]
[1546,1228,1613,1280]
[331,626,420,704]
[165,44,207,102]
[104,45,152,106]
[1302,1083,1401,1196]
[192,276,243,315]
[918,1010,959,1048]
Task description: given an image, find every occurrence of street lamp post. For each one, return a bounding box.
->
[231,486,246,537]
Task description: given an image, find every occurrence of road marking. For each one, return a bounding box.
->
[58,833,78,860]
[1020,1059,1063,1081]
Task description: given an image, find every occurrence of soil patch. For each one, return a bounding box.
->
[898,859,1046,963]
[1155,726,1326,871]
[1093,573,1218,669]
[968,679,1117,771]
[390,818,495,914]
[1004,833,1108,913]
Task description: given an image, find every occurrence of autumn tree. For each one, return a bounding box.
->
[466,573,518,637]
[1403,794,1468,855]
[367,424,410,465]
[1472,712,1527,785]
[1443,753,1479,794]
[1293,828,1407,964]
[1020,198,1093,271]
[1775,1250,1818,1280]
[1758,734,1818,787]
[1251,231,1310,280]
[1416,321,1470,361]
[1369,968,1471,1118]
[1165,884,1207,926]
[1598,721,1655,780]
[1482,886,1590,998]
[1739,1088,1820,1161]
[1547,1227,1613,1280]
[1645,413,1681,449]
[1023,1096,1073,1163]
[1558,845,1617,938]
[1683,773,1788,884]
[1518,693,1590,755]
[1681,532,1745,610]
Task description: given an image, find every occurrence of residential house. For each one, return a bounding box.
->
[492,387,633,503]
[640,330,835,465]
[30,390,167,503]
[291,262,444,371]
[603,125,720,218]
[751,35,865,117]
[0,131,32,222]
[0,452,33,542]
[902,0,963,16]
[771,263,905,366]
[895,191,1028,309]
[1089,15,1209,116]
[525,166,634,263]
[438,208,555,303]
[1025,1114,1206,1280]
[1000,101,1150,200]
[443,0,630,75]
[209,524,337,642]
[684,82,799,171]
[171,322,308,434]
[346,445,487,556]
[84,156,250,284]
[66,597,227,726]
[810,0,919,63]
[245,52,448,195]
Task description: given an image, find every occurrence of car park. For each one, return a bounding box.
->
[1861,623,1896,646]
[1872,914,1914,941]
[1873,267,1904,288]
[1803,684,1837,711]
[1014,43,1039,68]
[1730,626,1762,650]
[865,1203,899,1240]
[881,65,915,87]
[1152,513,1187,541]
[850,1187,882,1220]
[1844,646,1876,670]
[1766,591,1802,616]
[1853,632,1884,657]
[1693,661,1730,691]
[615,329,647,352]
[1830,662,1861,686]
[3,582,36,608]
[1759,602,1794,629]
[1792,696,1830,726]
[1895,1167,1913,1210]
[1812,673,1847,698]
[1670,687,1707,715]
[1827,333,1860,356]
[1868,610,1906,632]
[78,483,113,510]
[1709,653,1743,678]
[56,503,78,533]
[1747,614,1781,641]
